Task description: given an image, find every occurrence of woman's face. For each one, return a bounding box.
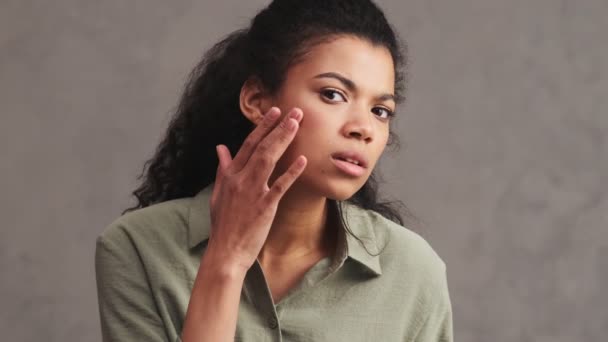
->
[269,35,396,200]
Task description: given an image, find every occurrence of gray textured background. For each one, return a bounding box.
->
[1,0,606,341]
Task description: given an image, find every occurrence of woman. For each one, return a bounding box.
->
[95,0,454,341]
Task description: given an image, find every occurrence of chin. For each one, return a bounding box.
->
[284,159,370,199]
[301,174,367,201]
[327,183,365,201]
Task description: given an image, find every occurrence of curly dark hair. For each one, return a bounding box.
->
[122,0,418,248]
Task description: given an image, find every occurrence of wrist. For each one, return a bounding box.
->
[201,242,250,281]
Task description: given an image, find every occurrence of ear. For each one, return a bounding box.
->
[239,76,273,126]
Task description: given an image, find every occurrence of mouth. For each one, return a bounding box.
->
[331,155,367,177]
[330,151,368,169]
[334,156,361,166]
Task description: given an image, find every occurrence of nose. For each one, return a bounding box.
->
[343,107,374,143]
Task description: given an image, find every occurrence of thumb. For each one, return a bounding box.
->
[217,144,233,169]
[216,144,233,178]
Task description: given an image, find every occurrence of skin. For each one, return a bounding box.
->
[239,34,396,270]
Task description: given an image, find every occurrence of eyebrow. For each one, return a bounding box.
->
[313,72,395,103]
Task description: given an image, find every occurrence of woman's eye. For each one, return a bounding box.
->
[320,89,346,102]
[372,107,395,119]
[321,89,395,120]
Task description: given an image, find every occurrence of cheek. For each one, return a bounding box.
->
[282,110,333,162]
[296,106,336,143]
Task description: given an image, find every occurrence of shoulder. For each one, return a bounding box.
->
[96,197,193,253]
[365,209,447,287]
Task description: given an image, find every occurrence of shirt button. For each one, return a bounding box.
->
[267,315,278,329]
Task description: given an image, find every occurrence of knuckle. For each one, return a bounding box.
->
[280,119,292,131]
[257,155,273,168]
[282,122,296,136]
[255,205,266,217]
[264,115,276,128]
[260,192,277,210]
[242,138,255,151]
[272,131,288,146]
[256,141,269,155]
[272,181,286,195]
[226,177,241,192]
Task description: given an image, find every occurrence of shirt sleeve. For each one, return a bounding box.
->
[95,228,172,342]
[412,264,454,342]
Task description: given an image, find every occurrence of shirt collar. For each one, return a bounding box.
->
[188,183,383,276]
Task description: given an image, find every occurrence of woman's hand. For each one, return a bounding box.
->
[206,107,306,274]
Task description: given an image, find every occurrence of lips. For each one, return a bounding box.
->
[330,151,368,169]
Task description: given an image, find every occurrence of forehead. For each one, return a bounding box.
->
[286,35,395,92]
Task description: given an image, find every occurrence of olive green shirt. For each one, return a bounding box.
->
[95,183,453,341]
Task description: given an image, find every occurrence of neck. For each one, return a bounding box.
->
[257,181,338,266]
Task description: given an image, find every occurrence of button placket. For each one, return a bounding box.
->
[267,315,278,329]
[247,260,282,337]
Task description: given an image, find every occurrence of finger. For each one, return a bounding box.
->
[211,145,229,206]
[215,144,232,185]
[211,160,220,206]
[228,107,282,172]
[217,144,232,171]
[246,108,302,182]
[265,155,307,204]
